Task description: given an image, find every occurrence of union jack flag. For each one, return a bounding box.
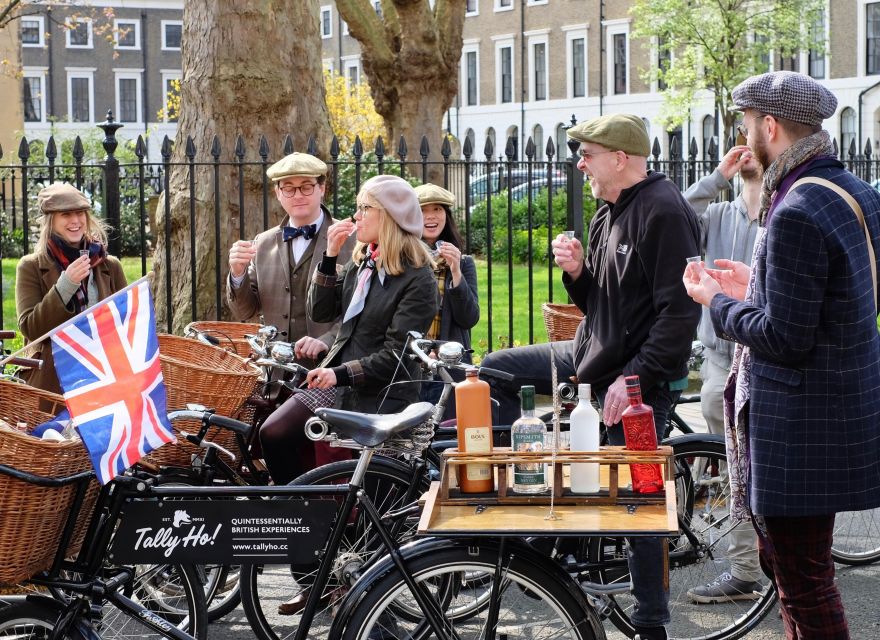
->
[50,277,175,484]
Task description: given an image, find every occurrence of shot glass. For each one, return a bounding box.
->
[564,230,576,242]
[79,249,90,260]
[686,256,701,265]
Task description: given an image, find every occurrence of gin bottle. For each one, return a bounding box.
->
[511,385,547,494]
[620,375,664,494]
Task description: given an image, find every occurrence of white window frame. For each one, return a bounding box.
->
[323,58,335,74]
[494,0,514,13]
[21,16,45,48]
[652,35,674,92]
[114,69,143,125]
[604,18,630,95]
[466,0,479,17]
[342,19,349,36]
[493,34,515,105]
[22,67,48,123]
[800,2,829,80]
[563,24,588,99]
[320,5,332,39]
[342,55,361,87]
[161,69,182,123]
[527,0,548,5]
[65,17,93,49]
[66,68,96,123]
[526,30,550,102]
[114,18,141,50]
[161,20,183,51]
[461,40,480,107]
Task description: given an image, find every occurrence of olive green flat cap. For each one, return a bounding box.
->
[37,183,91,214]
[266,152,328,181]
[415,183,456,207]
[567,113,650,157]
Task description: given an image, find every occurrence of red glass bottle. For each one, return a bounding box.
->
[620,375,664,494]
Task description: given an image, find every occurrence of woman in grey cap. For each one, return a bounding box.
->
[414,183,479,419]
[16,183,127,394]
[258,173,438,485]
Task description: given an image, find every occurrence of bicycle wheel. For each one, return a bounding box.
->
[341,542,602,640]
[832,507,880,565]
[0,602,89,639]
[240,456,426,640]
[201,563,242,619]
[587,437,777,640]
[98,563,208,640]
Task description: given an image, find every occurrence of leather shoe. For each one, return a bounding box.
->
[278,590,329,616]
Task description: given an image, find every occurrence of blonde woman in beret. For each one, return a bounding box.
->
[414,183,480,418]
[15,183,127,393]
[258,175,438,501]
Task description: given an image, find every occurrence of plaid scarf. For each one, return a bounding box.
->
[46,235,106,313]
[426,257,447,340]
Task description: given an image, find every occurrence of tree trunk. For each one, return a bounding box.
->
[339,0,465,180]
[152,0,332,333]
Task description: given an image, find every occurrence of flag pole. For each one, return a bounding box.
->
[0,272,155,369]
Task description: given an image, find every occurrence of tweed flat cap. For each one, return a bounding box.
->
[415,183,456,207]
[37,183,91,214]
[266,152,328,181]
[362,175,423,237]
[567,113,650,157]
[732,71,837,126]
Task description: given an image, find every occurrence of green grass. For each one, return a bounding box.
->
[1,256,567,354]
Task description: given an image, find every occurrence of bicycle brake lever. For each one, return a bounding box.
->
[180,430,237,462]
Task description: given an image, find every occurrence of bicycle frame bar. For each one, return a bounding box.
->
[105,590,195,640]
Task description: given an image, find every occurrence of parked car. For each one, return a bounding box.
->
[467,168,562,205]
[509,176,567,202]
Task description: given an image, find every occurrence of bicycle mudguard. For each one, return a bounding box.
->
[326,535,598,639]
[18,595,102,640]
[661,432,725,447]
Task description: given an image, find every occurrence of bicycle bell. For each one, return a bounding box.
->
[437,341,464,365]
[257,325,278,341]
[270,342,295,364]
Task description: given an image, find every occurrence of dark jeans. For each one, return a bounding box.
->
[481,341,676,628]
[480,341,576,425]
[752,514,848,639]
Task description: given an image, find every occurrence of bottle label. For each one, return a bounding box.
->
[512,432,545,484]
[463,427,492,481]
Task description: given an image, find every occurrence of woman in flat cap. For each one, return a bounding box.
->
[258,174,438,492]
[15,183,127,394]
[414,183,480,418]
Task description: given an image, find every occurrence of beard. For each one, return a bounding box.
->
[749,130,771,170]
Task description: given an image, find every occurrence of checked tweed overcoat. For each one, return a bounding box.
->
[711,157,880,517]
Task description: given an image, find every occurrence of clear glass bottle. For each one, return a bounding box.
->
[512,385,547,494]
[569,383,601,494]
[620,375,664,494]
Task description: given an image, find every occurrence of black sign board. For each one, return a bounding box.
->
[110,499,337,564]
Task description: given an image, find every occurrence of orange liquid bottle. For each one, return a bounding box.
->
[620,375,664,494]
[454,368,494,493]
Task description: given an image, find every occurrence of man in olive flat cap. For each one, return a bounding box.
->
[483,112,701,640]
[685,71,880,637]
[226,151,355,364]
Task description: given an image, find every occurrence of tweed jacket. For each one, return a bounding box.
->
[437,255,479,360]
[16,251,127,394]
[309,251,439,413]
[711,158,880,517]
[226,206,355,362]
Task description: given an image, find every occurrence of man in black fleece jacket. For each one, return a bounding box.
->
[482,113,700,640]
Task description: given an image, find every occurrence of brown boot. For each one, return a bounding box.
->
[277,591,309,616]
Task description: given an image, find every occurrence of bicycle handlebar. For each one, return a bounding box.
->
[3,356,42,369]
[408,335,515,382]
[0,330,16,340]
[167,408,251,436]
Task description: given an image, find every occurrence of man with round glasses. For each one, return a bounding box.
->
[227,151,355,363]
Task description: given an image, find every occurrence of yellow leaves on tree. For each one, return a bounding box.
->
[157,78,180,123]
[324,70,384,153]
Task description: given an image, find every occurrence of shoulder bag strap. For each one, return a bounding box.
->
[790,176,877,314]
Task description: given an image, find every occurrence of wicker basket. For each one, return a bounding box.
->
[184,321,261,358]
[0,380,99,586]
[147,334,260,467]
[541,303,585,342]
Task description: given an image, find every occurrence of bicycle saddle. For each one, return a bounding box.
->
[314,402,434,447]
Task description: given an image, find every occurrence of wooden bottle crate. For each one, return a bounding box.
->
[418,446,678,537]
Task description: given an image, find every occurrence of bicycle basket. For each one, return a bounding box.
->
[145,334,260,467]
[541,303,584,343]
[184,320,262,358]
[0,380,99,586]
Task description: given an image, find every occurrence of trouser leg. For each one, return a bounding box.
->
[752,514,848,640]
[259,394,317,486]
[480,341,575,425]
[599,383,677,628]
[699,357,727,437]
